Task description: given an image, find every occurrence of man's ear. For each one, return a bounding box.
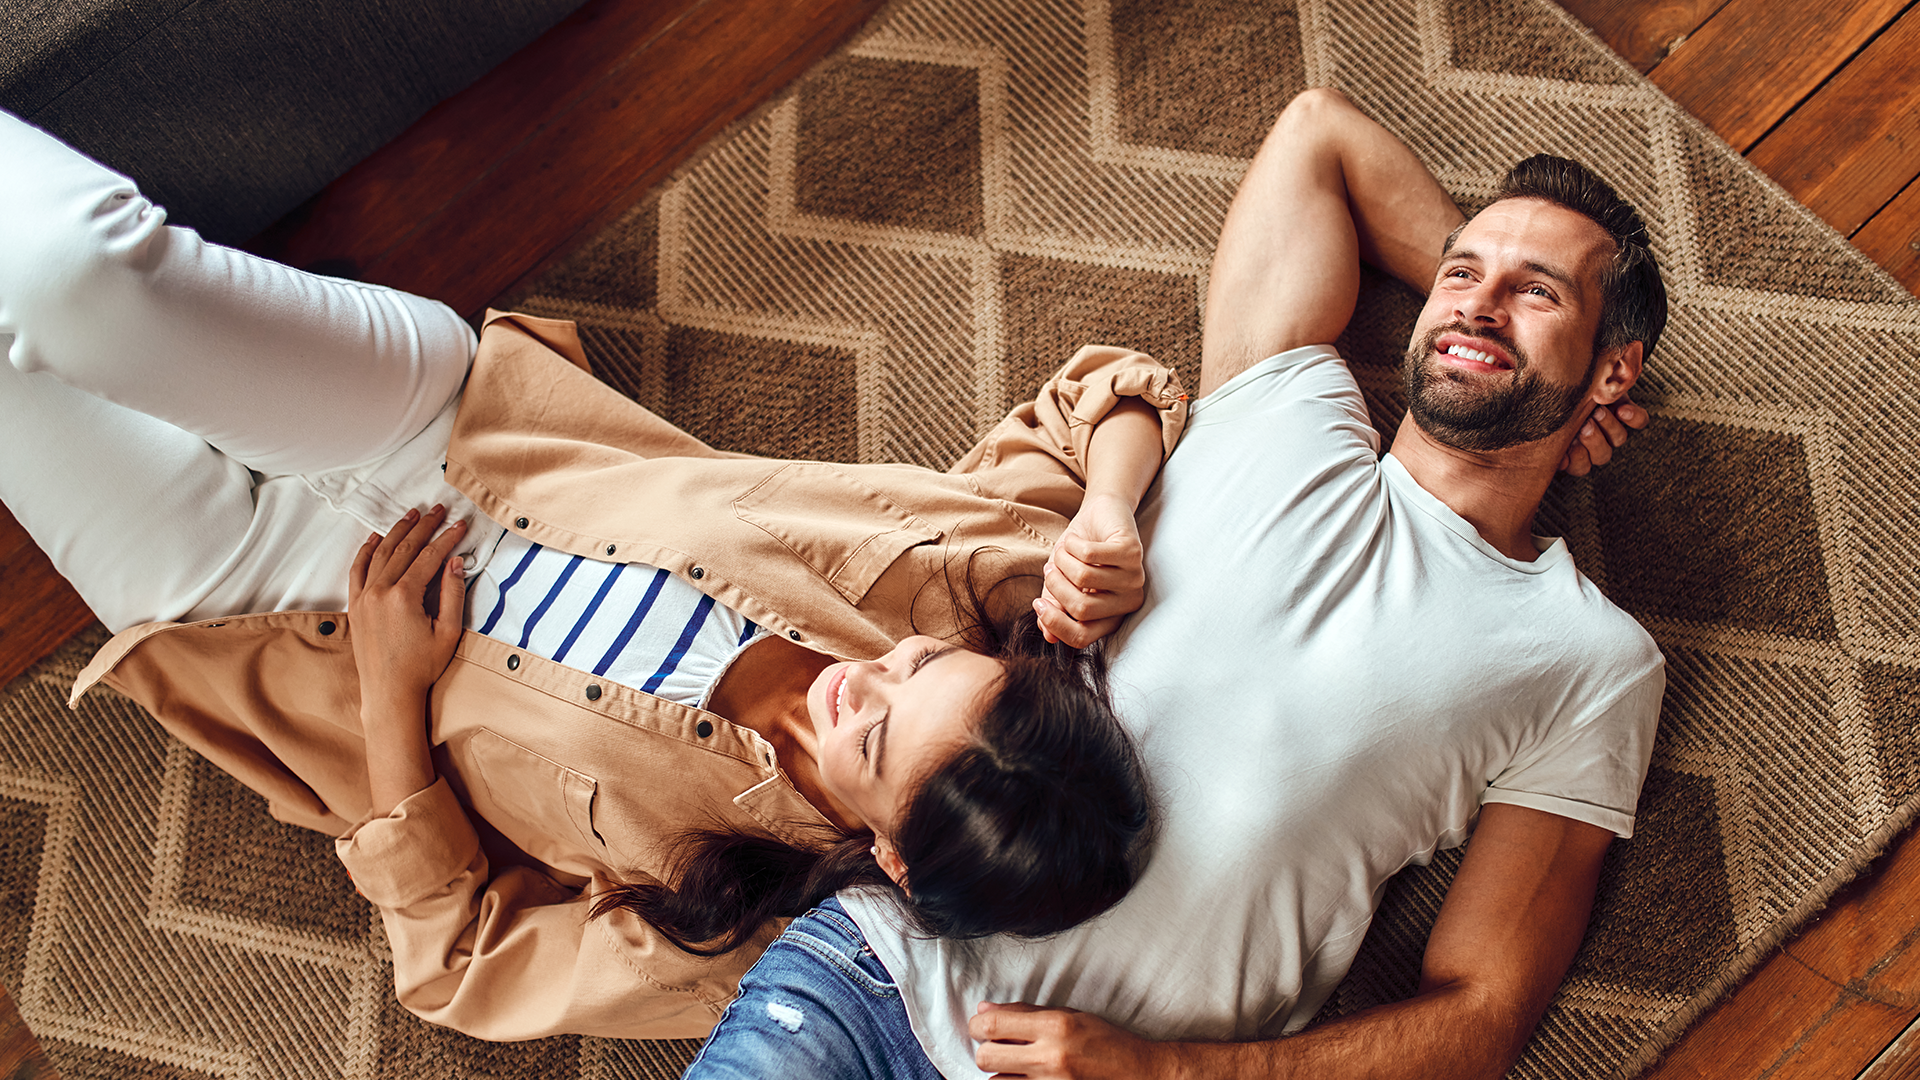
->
[873,839,910,896]
[1590,340,1643,405]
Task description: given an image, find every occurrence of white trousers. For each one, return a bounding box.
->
[0,112,485,632]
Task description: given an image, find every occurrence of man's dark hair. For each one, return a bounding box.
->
[1450,153,1668,359]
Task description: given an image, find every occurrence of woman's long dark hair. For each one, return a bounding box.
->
[588,557,1152,957]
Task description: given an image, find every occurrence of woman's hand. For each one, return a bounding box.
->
[348,505,470,705]
[1035,492,1146,649]
[348,506,469,816]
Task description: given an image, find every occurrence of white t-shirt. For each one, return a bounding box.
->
[840,345,1664,1077]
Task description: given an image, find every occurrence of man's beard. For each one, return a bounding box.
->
[1402,322,1592,453]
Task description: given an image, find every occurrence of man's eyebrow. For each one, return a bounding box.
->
[1445,248,1582,294]
[1522,259,1581,293]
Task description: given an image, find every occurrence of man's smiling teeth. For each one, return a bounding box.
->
[1444,344,1500,365]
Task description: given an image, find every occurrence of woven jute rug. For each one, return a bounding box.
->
[6,0,1918,1077]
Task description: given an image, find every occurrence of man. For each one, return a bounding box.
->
[683,87,1663,1080]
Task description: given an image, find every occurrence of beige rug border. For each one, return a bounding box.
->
[1615,796,1920,1078]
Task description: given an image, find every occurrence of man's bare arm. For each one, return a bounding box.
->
[1200,88,1462,396]
[1202,88,1645,463]
[969,804,1612,1080]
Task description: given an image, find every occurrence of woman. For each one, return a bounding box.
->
[0,112,1186,1040]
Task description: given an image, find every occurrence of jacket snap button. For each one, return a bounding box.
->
[696,721,714,738]
[586,684,602,701]
[605,544,617,556]
[507,654,520,670]
[690,566,705,579]
[318,620,336,636]
[514,516,529,529]
[787,629,802,641]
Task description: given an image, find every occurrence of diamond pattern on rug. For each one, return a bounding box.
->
[1677,124,1906,305]
[1572,765,1735,997]
[1866,662,1920,812]
[43,1040,222,1080]
[178,757,364,940]
[797,55,985,235]
[1443,0,1633,85]
[663,325,862,461]
[0,795,46,992]
[375,988,581,1079]
[1592,418,1836,638]
[998,252,1202,405]
[1110,0,1303,158]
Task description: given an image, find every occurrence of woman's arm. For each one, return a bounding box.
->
[338,780,763,1040]
[1035,398,1162,647]
[947,345,1189,649]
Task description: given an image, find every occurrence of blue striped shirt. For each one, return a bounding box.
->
[467,531,765,707]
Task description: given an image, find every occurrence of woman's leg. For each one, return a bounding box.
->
[0,361,260,631]
[682,899,945,1080]
[0,111,481,628]
[0,110,475,477]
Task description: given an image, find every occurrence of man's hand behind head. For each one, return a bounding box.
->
[1557,395,1648,476]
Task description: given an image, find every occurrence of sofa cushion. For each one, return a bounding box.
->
[1,0,587,243]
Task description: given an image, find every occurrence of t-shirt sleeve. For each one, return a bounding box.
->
[1482,663,1665,838]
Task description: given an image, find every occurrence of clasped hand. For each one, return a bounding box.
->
[347,505,470,706]
[1034,492,1146,649]
[971,1002,1162,1079]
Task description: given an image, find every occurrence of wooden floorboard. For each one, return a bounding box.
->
[1644,0,1908,152]
[1553,0,1732,72]
[250,0,885,318]
[1863,1016,1920,1080]
[1747,4,1920,237]
[0,982,57,1080]
[0,506,93,688]
[245,0,707,280]
[1644,824,1920,1079]
[1853,177,1920,291]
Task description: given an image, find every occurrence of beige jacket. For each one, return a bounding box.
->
[69,313,1187,1041]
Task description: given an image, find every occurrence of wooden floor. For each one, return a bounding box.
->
[0,0,1915,1077]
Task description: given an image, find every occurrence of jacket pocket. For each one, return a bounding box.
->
[466,728,609,872]
[733,462,943,603]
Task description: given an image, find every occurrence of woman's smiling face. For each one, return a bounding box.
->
[808,635,1004,838]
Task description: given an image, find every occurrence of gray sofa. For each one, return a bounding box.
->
[3,0,589,244]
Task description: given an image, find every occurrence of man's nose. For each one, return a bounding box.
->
[1455,282,1507,326]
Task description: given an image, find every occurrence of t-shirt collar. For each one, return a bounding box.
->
[1380,453,1570,574]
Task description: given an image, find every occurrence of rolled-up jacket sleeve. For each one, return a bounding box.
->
[948,344,1188,479]
[337,780,765,1041]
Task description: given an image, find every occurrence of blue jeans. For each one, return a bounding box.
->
[683,898,947,1079]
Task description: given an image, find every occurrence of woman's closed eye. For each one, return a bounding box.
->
[910,646,955,674]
